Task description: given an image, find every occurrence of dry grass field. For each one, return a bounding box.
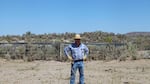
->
[0,58,150,84]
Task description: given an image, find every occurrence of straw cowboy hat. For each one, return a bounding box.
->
[74,34,81,40]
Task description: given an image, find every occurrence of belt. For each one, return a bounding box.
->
[74,59,84,62]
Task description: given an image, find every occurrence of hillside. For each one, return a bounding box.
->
[125,32,150,36]
[0,31,125,43]
[0,31,150,50]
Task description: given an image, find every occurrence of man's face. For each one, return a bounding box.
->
[75,39,81,45]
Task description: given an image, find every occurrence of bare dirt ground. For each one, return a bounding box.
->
[0,59,150,84]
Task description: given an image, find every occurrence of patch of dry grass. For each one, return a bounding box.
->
[0,59,150,84]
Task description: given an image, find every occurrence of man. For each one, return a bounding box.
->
[64,34,89,84]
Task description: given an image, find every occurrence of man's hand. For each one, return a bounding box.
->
[83,55,87,61]
[67,56,73,61]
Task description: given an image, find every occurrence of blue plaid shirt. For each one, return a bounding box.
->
[64,43,89,60]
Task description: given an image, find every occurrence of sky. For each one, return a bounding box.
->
[0,0,150,35]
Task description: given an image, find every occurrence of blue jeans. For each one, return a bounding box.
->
[70,61,84,84]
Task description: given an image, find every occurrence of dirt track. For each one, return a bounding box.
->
[0,59,150,84]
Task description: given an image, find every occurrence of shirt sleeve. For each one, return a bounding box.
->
[64,45,71,57]
[84,44,89,56]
